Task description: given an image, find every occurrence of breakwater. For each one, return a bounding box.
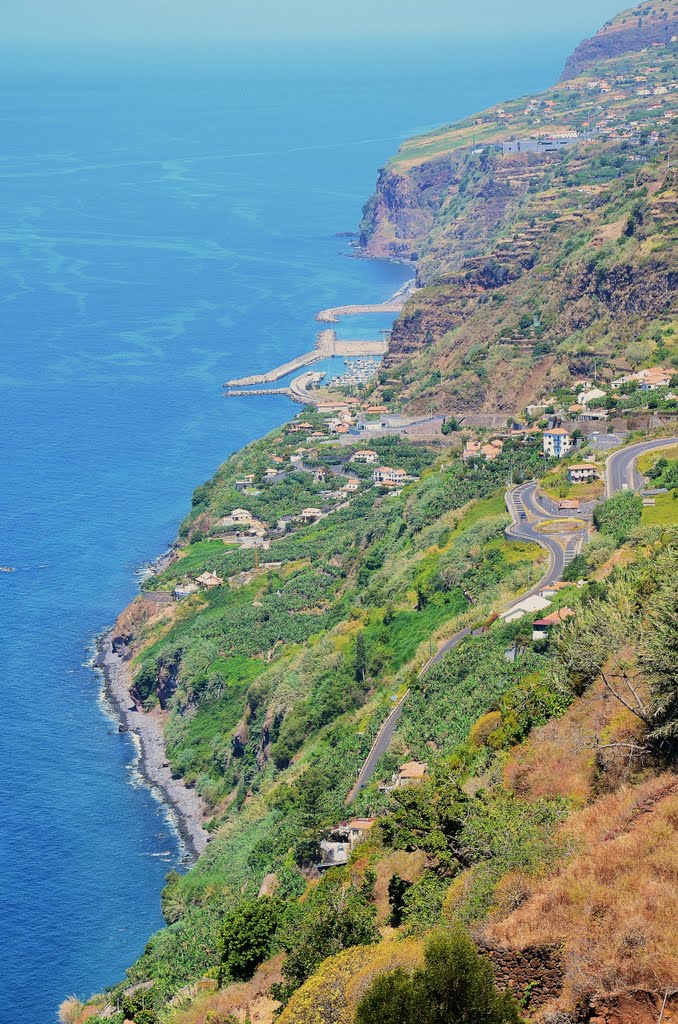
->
[224,330,387,391]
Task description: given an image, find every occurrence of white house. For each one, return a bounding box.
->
[543,427,573,459]
[350,449,378,464]
[373,466,408,485]
[567,463,598,484]
[578,387,606,406]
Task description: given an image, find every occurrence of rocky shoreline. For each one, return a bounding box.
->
[95,630,209,863]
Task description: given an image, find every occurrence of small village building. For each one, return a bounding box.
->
[578,387,606,406]
[234,474,256,491]
[346,818,376,844]
[317,817,376,869]
[611,366,673,390]
[314,469,326,484]
[342,478,360,493]
[318,837,350,869]
[567,464,598,484]
[500,594,551,623]
[226,508,253,524]
[532,606,575,640]
[373,466,407,485]
[396,761,428,788]
[297,507,322,523]
[577,410,608,422]
[351,449,378,464]
[543,427,573,459]
[286,421,314,434]
[195,571,224,589]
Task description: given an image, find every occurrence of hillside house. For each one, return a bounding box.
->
[297,507,322,523]
[373,466,407,485]
[396,761,428,788]
[318,836,350,869]
[611,366,673,390]
[317,817,376,870]
[234,474,256,491]
[341,478,360,493]
[286,421,314,434]
[533,606,575,640]
[225,508,253,525]
[173,582,199,600]
[195,571,224,589]
[501,594,552,623]
[578,387,606,406]
[464,436,507,460]
[567,464,598,484]
[543,427,573,459]
[351,449,378,464]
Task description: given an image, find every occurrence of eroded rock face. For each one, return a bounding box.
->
[561,14,678,80]
[360,156,460,262]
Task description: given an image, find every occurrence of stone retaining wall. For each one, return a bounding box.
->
[478,941,565,1010]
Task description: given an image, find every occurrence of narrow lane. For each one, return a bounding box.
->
[605,437,678,497]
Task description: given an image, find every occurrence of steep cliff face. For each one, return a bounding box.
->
[561,0,678,79]
[359,0,678,414]
[359,155,460,264]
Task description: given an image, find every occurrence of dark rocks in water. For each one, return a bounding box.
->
[112,632,132,654]
[118,724,129,734]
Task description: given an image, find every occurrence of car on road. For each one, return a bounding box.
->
[520,511,526,520]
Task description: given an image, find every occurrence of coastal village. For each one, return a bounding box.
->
[72,5,678,1024]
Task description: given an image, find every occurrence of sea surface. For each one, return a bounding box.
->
[0,35,580,1023]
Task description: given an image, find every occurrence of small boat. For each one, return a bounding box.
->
[0,566,16,573]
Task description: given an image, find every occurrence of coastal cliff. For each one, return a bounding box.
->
[358,0,677,413]
[561,0,678,79]
[69,5,678,1024]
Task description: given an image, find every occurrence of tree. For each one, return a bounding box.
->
[388,874,412,926]
[218,897,283,984]
[562,552,588,582]
[278,872,378,997]
[441,417,460,435]
[356,929,524,1024]
[593,491,642,543]
[355,632,367,682]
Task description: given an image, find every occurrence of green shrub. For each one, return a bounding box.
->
[356,929,524,1024]
[593,490,642,542]
[218,896,284,983]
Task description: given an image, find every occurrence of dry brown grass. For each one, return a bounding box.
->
[170,954,284,1024]
[372,849,428,925]
[278,939,424,1024]
[58,998,84,1024]
[486,774,678,1005]
[503,679,645,806]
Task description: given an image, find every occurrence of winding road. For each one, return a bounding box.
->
[346,436,677,802]
[605,436,678,497]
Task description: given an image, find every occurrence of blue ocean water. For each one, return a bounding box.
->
[0,36,579,1023]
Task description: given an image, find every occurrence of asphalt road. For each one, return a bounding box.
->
[605,436,678,497]
[347,479,582,801]
[348,437,678,801]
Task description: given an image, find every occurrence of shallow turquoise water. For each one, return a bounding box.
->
[0,37,578,1022]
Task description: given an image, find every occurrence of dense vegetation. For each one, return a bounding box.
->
[70,6,678,1024]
